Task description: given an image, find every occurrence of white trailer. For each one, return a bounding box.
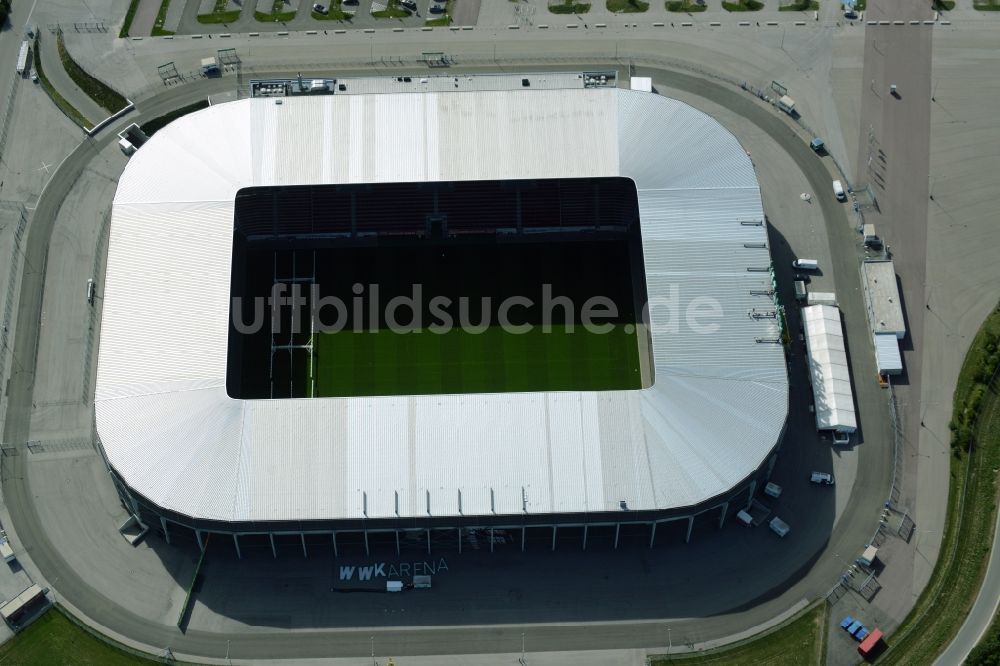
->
[16,41,30,76]
[0,530,14,563]
[777,95,796,115]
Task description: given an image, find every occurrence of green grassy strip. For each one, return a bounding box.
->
[150,0,175,35]
[608,0,650,11]
[0,606,160,664]
[197,9,242,23]
[972,0,1000,9]
[932,0,955,9]
[666,0,707,11]
[140,99,209,136]
[56,32,128,114]
[255,0,297,22]
[650,602,827,665]
[33,35,94,131]
[778,0,814,8]
[778,0,817,9]
[876,303,1000,664]
[723,0,764,10]
[311,1,353,20]
[119,0,141,37]
[549,1,591,12]
[372,1,411,18]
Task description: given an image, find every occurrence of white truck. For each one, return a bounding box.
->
[16,41,30,77]
[0,530,15,563]
[769,517,790,537]
[777,95,796,115]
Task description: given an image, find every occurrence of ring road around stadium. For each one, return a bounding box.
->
[97,72,788,555]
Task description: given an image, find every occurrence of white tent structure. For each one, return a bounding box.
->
[802,305,857,436]
[97,81,788,540]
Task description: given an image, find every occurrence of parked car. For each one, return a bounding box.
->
[430,4,446,12]
[312,3,327,13]
[810,471,834,485]
[844,10,858,18]
[401,0,418,10]
[810,137,825,152]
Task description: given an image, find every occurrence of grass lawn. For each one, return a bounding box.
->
[778,0,816,9]
[371,1,411,18]
[119,0,141,37]
[311,1,353,20]
[313,325,642,397]
[650,603,827,665]
[549,0,592,13]
[973,0,1000,9]
[197,0,242,23]
[933,0,955,8]
[33,35,94,130]
[607,0,650,11]
[150,0,175,35]
[852,0,865,10]
[723,0,764,9]
[256,0,297,21]
[425,0,453,25]
[56,32,128,114]
[877,303,1000,664]
[0,607,158,665]
[666,0,707,10]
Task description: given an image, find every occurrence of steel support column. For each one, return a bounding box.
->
[551,526,557,551]
[521,526,525,552]
[490,527,494,553]
[583,524,588,550]
[649,522,657,548]
[301,533,308,558]
[395,530,400,556]
[458,527,462,554]
[233,533,242,559]
[269,533,277,558]
[365,530,370,556]
[332,531,338,557]
[160,516,170,544]
[686,516,694,543]
[718,502,729,528]
[426,528,431,554]
[746,479,757,509]
[195,529,205,552]
[614,523,620,549]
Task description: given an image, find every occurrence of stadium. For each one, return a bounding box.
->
[96,73,789,556]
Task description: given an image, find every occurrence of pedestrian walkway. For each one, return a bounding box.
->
[37,31,108,126]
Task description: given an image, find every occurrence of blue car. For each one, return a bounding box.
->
[840,616,855,630]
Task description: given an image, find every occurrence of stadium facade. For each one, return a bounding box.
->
[97,74,789,556]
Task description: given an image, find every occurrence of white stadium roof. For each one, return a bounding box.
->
[98,85,788,523]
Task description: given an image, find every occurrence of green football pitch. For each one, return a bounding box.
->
[311,324,643,397]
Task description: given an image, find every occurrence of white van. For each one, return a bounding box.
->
[792,258,819,271]
[736,510,753,526]
[833,180,846,201]
[769,517,790,537]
